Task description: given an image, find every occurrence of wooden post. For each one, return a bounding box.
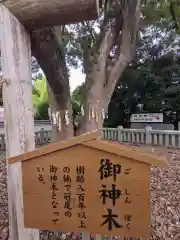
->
[0,5,39,240]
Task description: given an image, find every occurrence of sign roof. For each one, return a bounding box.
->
[8,131,169,168]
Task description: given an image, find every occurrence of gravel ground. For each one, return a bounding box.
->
[0,145,179,240]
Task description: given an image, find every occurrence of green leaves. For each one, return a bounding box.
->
[33,76,49,120]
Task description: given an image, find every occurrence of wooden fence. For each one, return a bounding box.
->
[0,127,180,150]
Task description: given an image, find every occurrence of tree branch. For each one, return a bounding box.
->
[31,28,70,105]
[104,0,141,109]
[82,21,96,45]
[169,0,179,31]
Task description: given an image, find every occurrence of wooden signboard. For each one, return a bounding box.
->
[8,132,168,239]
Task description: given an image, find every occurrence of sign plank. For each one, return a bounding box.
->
[22,144,150,239]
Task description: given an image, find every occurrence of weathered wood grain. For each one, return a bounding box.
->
[3,0,101,30]
[0,4,39,240]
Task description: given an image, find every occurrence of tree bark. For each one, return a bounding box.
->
[31,28,74,141]
[0,5,39,240]
[48,83,74,141]
[81,0,141,133]
[3,0,101,30]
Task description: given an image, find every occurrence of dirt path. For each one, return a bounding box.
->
[0,145,179,240]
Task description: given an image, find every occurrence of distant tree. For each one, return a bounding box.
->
[104,52,180,128]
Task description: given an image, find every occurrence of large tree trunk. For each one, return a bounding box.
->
[31,27,75,239]
[3,0,101,30]
[76,4,142,240]
[81,0,141,133]
[31,28,74,141]
[31,27,92,240]
[48,83,74,141]
[0,5,39,240]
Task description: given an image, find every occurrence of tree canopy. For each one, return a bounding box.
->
[104,52,180,128]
